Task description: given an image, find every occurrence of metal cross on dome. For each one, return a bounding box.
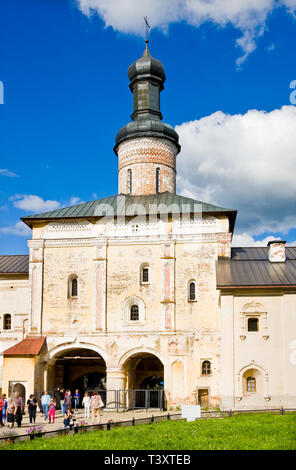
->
[144,16,151,44]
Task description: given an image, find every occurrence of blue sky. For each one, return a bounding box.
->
[0,0,296,254]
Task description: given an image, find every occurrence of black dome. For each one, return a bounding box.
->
[128,42,166,87]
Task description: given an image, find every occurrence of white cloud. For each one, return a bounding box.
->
[0,169,19,178]
[232,233,278,246]
[11,195,61,212]
[0,222,31,237]
[232,233,296,246]
[76,0,296,65]
[69,196,83,206]
[175,105,296,237]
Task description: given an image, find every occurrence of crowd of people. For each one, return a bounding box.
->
[0,388,105,430]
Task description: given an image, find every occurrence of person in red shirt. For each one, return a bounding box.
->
[0,396,4,427]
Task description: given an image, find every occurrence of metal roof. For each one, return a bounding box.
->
[3,337,46,356]
[217,247,296,288]
[21,192,237,232]
[0,255,29,274]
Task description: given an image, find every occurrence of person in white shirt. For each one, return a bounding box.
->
[82,392,91,419]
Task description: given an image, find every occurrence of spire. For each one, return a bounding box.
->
[114,40,181,196]
[114,42,180,155]
[127,42,166,121]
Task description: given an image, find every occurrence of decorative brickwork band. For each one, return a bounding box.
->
[118,137,178,195]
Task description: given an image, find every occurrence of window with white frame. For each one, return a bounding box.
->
[130,304,139,321]
[141,263,149,284]
[123,296,145,325]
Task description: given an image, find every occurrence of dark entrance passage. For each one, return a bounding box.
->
[124,353,164,409]
[72,373,106,394]
[53,348,106,397]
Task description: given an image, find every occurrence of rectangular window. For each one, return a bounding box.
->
[142,268,149,283]
[3,314,11,330]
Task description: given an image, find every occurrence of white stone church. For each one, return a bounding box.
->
[0,42,295,410]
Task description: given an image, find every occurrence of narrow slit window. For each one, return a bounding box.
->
[189,282,196,301]
[127,169,132,194]
[156,168,160,193]
[71,278,78,297]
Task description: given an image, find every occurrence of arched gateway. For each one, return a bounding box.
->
[48,347,106,394]
[45,346,165,409]
[120,352,165,409]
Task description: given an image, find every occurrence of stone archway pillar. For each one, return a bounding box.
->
[106,368,127,408]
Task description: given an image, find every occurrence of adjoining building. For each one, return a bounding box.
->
[0,42,295,410]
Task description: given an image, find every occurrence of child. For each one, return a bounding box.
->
[48,397,56,423]
[74,389,80,411]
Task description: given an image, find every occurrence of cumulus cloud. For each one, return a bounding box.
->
[0,169,19,178]
[175,105,296,237]
[0,221,31,237]
[76,0,296,65]
[232,233,296,246]
[11,195,61,212]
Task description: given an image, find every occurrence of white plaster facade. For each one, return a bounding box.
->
[1,215,295,410]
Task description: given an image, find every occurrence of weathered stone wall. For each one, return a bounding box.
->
[42,245,94,334]
[33,218,227,408]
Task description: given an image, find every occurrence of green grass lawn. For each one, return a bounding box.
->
[1,413,296,450]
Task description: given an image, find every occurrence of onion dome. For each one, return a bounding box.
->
[128,40,166,90]
[114,41,180,155]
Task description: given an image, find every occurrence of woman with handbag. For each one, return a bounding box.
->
[90,391,104,425]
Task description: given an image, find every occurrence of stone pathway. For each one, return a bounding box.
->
[0,408,179,438]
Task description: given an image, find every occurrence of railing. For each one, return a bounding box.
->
[33,389,165,412]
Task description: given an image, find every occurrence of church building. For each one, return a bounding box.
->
[0,42,295,410]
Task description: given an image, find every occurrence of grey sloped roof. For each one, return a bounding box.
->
[21,192,237,232]
[217,247,296,288]
[0,255,29,274]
